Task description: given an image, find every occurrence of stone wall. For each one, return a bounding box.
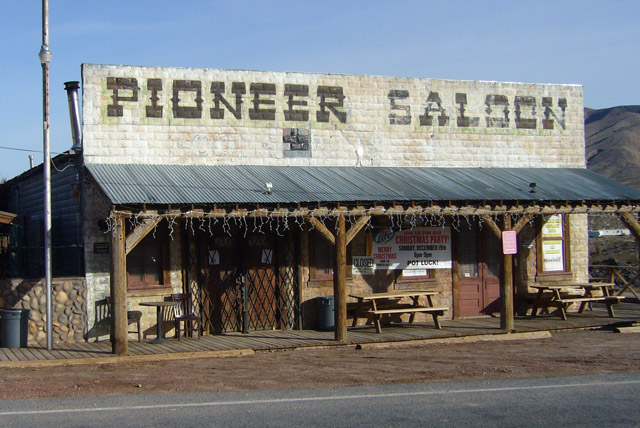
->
[0,277,86,346]
[81,64,585,169]
[569,214,589,283]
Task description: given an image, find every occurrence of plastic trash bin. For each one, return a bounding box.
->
[0,309,30,348]
[316,296,335,331]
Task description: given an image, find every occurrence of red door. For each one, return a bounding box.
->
[457,222,501,317]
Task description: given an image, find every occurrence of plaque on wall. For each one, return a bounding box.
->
[93,243,110,253]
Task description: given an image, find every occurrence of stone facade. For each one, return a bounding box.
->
[82,64,584,170]
[0,277,86,346]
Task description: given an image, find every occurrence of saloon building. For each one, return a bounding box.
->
[2,64,640,352]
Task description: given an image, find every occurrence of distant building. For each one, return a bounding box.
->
[588,229,631,237]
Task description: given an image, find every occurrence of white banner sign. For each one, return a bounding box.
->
[371,227,452,270]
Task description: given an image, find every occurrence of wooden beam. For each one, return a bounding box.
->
[512,214,532,234]
[309,217,335,245]
[0,210,17,224]
[125,216,162,255]
[345,215,371,245]
[111,201,640,222]
[501,214,514,332]
[334,215,347,342]
[483,215,502,240]
[110,214,128,356]
[619,212,640,242]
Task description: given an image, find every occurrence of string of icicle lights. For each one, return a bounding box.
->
[102,204,632,239]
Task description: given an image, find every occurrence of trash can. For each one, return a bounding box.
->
[0,309,30,348]
[316,296,335,331]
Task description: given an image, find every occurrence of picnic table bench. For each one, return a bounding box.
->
[349,290,447,333]
[530,283,624,320]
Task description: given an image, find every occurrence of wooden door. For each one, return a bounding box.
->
[245,234,278,330]
[197,230,299,333]
[457,222,501,317]
[205,235,243,333]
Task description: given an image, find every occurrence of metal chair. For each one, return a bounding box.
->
[171,293,202,340]
[106,296,142,342]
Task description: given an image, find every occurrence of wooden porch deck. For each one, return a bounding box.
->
[1,303,638,366]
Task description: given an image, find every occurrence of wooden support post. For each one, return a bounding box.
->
[452,258,460,319]
[334,215,348,342]
[501,214,514,332]
[110,214,128,356]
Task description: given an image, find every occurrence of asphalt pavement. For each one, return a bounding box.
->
[0,372,639,427]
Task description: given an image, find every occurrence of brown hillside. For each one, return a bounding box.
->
[585,106,640,190]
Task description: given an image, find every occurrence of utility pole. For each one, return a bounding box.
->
[39,0,53,350]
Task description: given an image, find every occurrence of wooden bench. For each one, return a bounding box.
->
[557,295,626,313]
[556,296,607,304]
[365,306,448,329]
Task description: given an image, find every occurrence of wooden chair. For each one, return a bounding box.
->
[106,296,142,342]
[171,293,202,340]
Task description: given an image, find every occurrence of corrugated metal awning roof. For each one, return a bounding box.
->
[85,163,640,206]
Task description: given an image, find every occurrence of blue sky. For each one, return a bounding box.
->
[1,0,639,180]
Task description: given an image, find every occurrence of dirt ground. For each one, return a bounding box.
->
[1,328,640,400]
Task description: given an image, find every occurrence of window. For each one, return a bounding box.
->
[310,231,334,281]
[538,214,570,274]
[397,268,433,283]
[457,224,478,278]
[309,230,352,282]
[127,231,167,289]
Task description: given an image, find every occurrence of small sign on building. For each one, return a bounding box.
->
[502,231,518,255]
[352,256,375,275]
[93,243,110,253]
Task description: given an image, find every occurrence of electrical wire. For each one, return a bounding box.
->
[0,145,61,155]
[50,156,75,173]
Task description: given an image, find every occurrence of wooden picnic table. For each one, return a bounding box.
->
[530,283,624,320]
[349,290,447,333]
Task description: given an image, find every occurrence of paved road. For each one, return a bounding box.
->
[1,373,639,427]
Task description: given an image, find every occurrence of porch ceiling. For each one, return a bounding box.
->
[85,163,640,207]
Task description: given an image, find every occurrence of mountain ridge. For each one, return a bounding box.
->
[585,105,640,190]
